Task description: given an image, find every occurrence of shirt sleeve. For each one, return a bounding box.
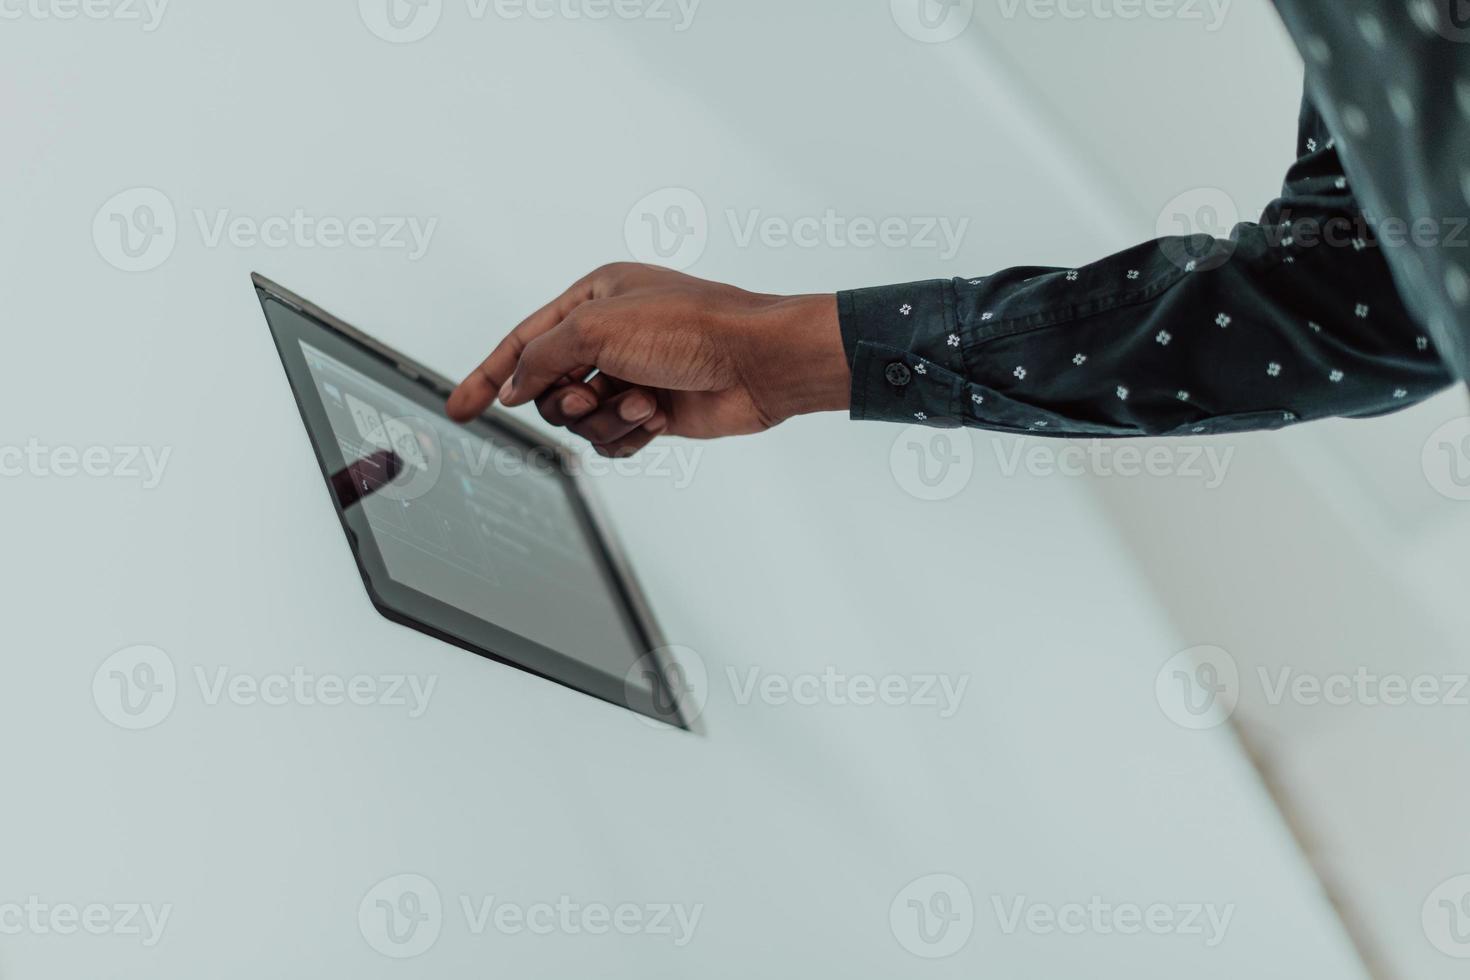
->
[837,94,1456,438]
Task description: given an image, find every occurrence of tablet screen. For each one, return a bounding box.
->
[257,286,684,726]
[298,339,644,680]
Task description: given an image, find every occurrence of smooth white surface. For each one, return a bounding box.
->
[979,6,1470,977]
[1,2,1371,976]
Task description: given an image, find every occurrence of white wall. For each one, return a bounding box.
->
[970,4,1470,977]
[0,1,1401,976]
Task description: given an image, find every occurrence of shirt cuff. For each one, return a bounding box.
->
[837,279,969,426]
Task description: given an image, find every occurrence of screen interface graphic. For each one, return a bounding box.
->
[296,336,644,682]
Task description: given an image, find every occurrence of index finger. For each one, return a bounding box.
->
[445,273,597,421]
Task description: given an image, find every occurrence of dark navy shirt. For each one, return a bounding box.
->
[838,1,1469,436]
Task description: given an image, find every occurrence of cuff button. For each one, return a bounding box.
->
[885,362,913,387]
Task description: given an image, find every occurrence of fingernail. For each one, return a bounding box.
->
[498,379,514,404]
[619,395,655,423]
[561,393,594,417]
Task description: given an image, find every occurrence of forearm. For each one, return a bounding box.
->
[833,95,1456,438]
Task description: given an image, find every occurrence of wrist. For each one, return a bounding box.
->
[745,293,851,422]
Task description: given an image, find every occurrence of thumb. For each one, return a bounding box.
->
[499,316,602,407]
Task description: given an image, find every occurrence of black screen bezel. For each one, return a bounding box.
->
[255,280,691,730]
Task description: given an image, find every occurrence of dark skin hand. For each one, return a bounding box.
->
[445,263,853,456]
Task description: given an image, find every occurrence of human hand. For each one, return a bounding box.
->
[446,263,850,456]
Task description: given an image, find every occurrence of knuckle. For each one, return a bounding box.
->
[557,314,587,353]
[590,261,642,295]
[518,333,546,366]
[566,420,599,443]
[518,335,557,378]
[593,261,631,281]
[561,309,606,355]
[568,411,626,445]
